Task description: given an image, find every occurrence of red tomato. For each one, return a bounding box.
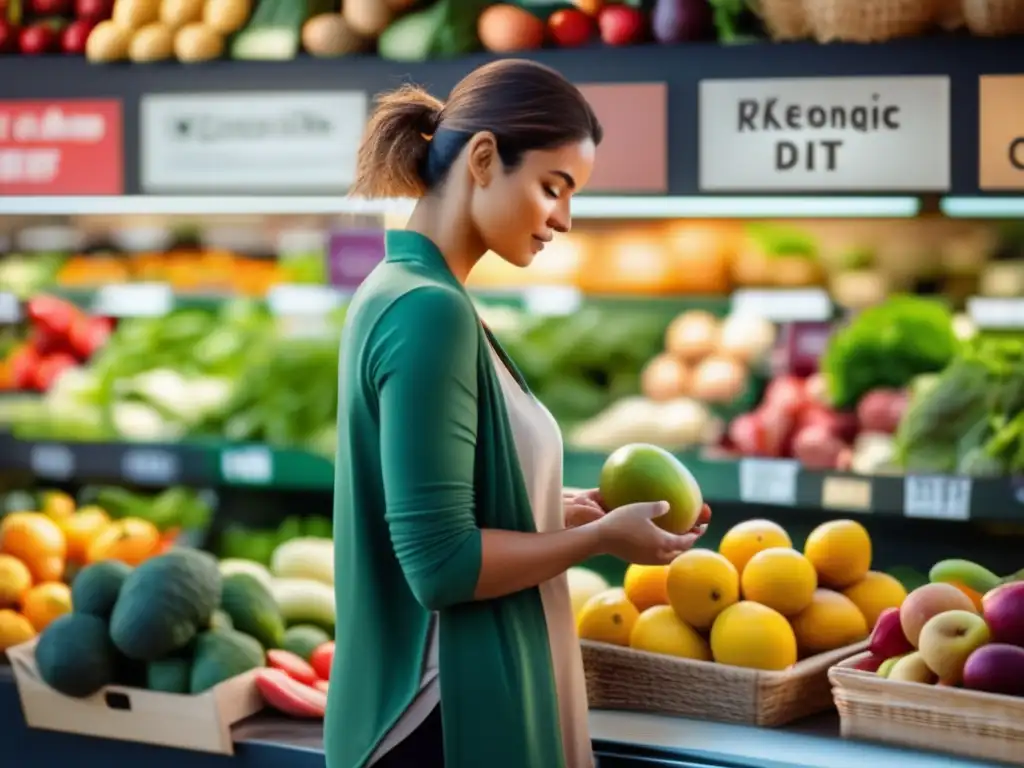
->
[548,9,593,47]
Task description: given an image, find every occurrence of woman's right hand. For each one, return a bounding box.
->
[595,501,704,565]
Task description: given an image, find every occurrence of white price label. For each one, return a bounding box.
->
[0,292,20,323]
[903,476,972,521]
[739,459,800,506]
[29,444,75,480]
[121,449,180,486]
[730,289,832,322]
[221,447,273,485]
[966,297,1024,329]
[93,283,173,318]
[267,285,343,317]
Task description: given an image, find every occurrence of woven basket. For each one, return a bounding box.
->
[962,0,1024,34]
[830,652,1024,765]
[581,639,866,727]
[804,0,938,42]
[756,0,811,40]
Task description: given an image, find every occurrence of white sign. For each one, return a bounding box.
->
[30,444,75,480]
[221,447,273,485]
[122,448,180,485]
[93,282,173,317]
[903,476,972,521]
[699,77,950,192]
[730,289,832,322]
[966,296,1024,329]
[739,459,800,506]
[140,91,368,193]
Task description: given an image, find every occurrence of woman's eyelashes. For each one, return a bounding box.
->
[542,183,560,199]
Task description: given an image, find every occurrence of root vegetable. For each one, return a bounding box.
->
[718,313,776,365]
[763,375,809,415]
[856,389,907,434]
[343,0,393,37]
[159,0,204,28]
[85,20,132,62]
[792,424,847,470]
[203,0,252,35]
[640,354,690,401]
[301,14,366,58]
[796,404,859,443]
[128,22,174,61]
[113,0,159,29]
[174,22,223,62]
[665,310,719,362]
[689,355,747,404]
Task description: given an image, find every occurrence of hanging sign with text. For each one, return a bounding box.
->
[0,100,123,195]
[699,77,950,192]
[978,75,1024,190]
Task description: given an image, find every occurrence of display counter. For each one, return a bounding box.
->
[0,667,996,768]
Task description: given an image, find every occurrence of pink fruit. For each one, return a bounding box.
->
[309,641,334,682]
[869,607,914,659]
[853,654,885,673]
[267,649,319,687]
[900,583,977,647]
[963,643,1024,696]
[255,669,327,719]
[982,581,1024,647]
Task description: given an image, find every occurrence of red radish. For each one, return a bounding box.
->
[75,0,114,21]
[548,8,592,47]
[727,412,767,455]
[597,5,645,45]
[68,315,112,360]
[763,375,808,413]
[19,23,60,54]
[267,649,319,687]
[791,424,847,470]
[255,669,327,719]
[856,389,907,434]
[797,404,858,443]
[309,641,334,682]
[314,679,329,693]
[61,19,95,54]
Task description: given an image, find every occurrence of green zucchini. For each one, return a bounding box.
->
[231,0,333,61]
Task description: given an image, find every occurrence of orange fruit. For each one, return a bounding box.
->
[0,512,66,583]
[949,582,984,612]
[60,506,111,563]
[577,588,640,647]
[0,554,32,609]
[666,549,739,630]
[718,519,792,575]
[0,609,36,652]
[741,547,818,617]
[789,589,869,655]
[86,517,160,566]
[623,564,670,612]
[710,601,797,671]
[629,605,711,661]
[21,582,72,632]
[40,490,76,522]
[841,571,909,628]
[803,519,872,588]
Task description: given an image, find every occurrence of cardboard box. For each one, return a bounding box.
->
[8,638,264,754]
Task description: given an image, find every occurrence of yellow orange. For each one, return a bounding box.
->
[0,609,36,651]
[841,571,908,628]
[803,519,872,588]
[790,589,869,655]
[710,601,797,671]
[0,512,66,583]
[577,588,640,647]
[667,549,740,631]
[21,582,72,632]
[0,554,32,609]
[629,605,711,661]
[741,547,817,617]
[60,506,111,563]
[623,564,670,613]
[718,519,792,575]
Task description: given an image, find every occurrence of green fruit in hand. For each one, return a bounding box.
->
[599,444,703,535]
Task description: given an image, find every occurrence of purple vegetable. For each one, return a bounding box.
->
[651,0,714,43]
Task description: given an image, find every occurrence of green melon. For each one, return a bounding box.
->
[598,443,703,535]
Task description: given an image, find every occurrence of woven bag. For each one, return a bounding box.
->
[804,0,937,42]
[962,0,1024,34]
[755,0,811,39]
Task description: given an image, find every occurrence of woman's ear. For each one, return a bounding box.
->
[466,131,499,188]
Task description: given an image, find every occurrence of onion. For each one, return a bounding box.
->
[641,354,691,401]
[665,310,719,362]
[717,312,777,365]
[689,355,747,404]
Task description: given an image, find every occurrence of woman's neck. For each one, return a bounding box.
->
[404,193,486,284]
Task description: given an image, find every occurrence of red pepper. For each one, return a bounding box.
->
[68,314,112,361]
[309,641,334,682]
[29,325,68,356]
[32,352,78,391]
[26,295,81,339]
[6,344,41,390]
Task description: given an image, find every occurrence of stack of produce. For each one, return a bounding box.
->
[574,517,906,670]
[0,0,113,56]
[0,295,112,393]
[860,558,1024,696]
[569,309,775,452]
[217,515,332,566]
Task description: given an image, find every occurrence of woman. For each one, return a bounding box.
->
[326,59,711,768]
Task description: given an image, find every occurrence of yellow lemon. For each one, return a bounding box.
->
[718,519,792,575]
[803,519,872,588]
[623,564,670,613]
[666,549,740,630]
[577,588,639,647]
[629,605,711,661]
[741,547,818,617]
[790,589,869,655]
[710,601,797,671]
[841,571,908,628]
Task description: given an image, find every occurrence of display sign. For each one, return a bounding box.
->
[0,99,122,195]
[139,91,368,193]
[978,75,1024,190]
[328,229,386,290]
[699,77,950,192]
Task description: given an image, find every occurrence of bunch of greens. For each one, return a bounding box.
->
[895,337,1024,476]
[821,295,960,410]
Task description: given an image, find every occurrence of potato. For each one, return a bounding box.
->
[160,0,204,28]
[204,0,252,34]
[129,23,175,62]
[113,0,160,29]
[174,22,224,62]
[301,13,367,58]
[85,20,132,63]
[343,0,393,37]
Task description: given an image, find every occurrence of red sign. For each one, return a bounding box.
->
[0,100,123,195]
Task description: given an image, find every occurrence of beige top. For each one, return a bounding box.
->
[371,344,594,768]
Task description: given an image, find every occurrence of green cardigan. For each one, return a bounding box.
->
[324,230,566,768]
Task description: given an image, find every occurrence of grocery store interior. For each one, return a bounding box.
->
[2,0,1024,767]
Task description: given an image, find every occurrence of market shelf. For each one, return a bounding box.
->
[1,430,1020,522]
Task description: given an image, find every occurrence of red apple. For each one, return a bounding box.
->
[852,654,886,673]
[19,23,60,55]
[869,607,915,659]
[598,5,645,46]
[548,8,593,47]
[60,18,93,53]
[75,0,114,22]
[29,0,72,15]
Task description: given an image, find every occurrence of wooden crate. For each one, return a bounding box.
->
[830,651,1024,765]
[581,639,866,727]
[8,638,264,754]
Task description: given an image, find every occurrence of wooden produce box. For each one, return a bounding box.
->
[830,652,1024,766]
[582,639,866,727]
[8,638,264,755]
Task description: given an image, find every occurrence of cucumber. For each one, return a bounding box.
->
[231,0,333,61]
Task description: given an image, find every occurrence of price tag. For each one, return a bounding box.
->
[966,297,1024,329]
[739,459,800,506]
[221,447,273,485]
[730,289,832,322]
[821,476,873,512]
[93,283,173,318]
[267,285,343,317]
[522,287,582,317]
[903,476,972,521]
[121,449,180,486]
[0,292,20,323]
[29,444,75,480]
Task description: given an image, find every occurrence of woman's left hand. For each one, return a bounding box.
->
[563,488,606,528]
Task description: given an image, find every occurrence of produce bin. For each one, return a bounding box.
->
[582,639,866,727]
[830,651,1024,765]
[7,639,264,754]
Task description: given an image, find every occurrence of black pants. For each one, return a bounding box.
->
[375,705,445,768]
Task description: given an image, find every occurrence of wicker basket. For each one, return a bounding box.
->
[803,0,938,42]
[581,639,866,727]
[961,0,1024,34]
[830,652,1024,765]
[756,0,811,40]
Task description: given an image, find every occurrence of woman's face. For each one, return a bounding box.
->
[470,138,596,268]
